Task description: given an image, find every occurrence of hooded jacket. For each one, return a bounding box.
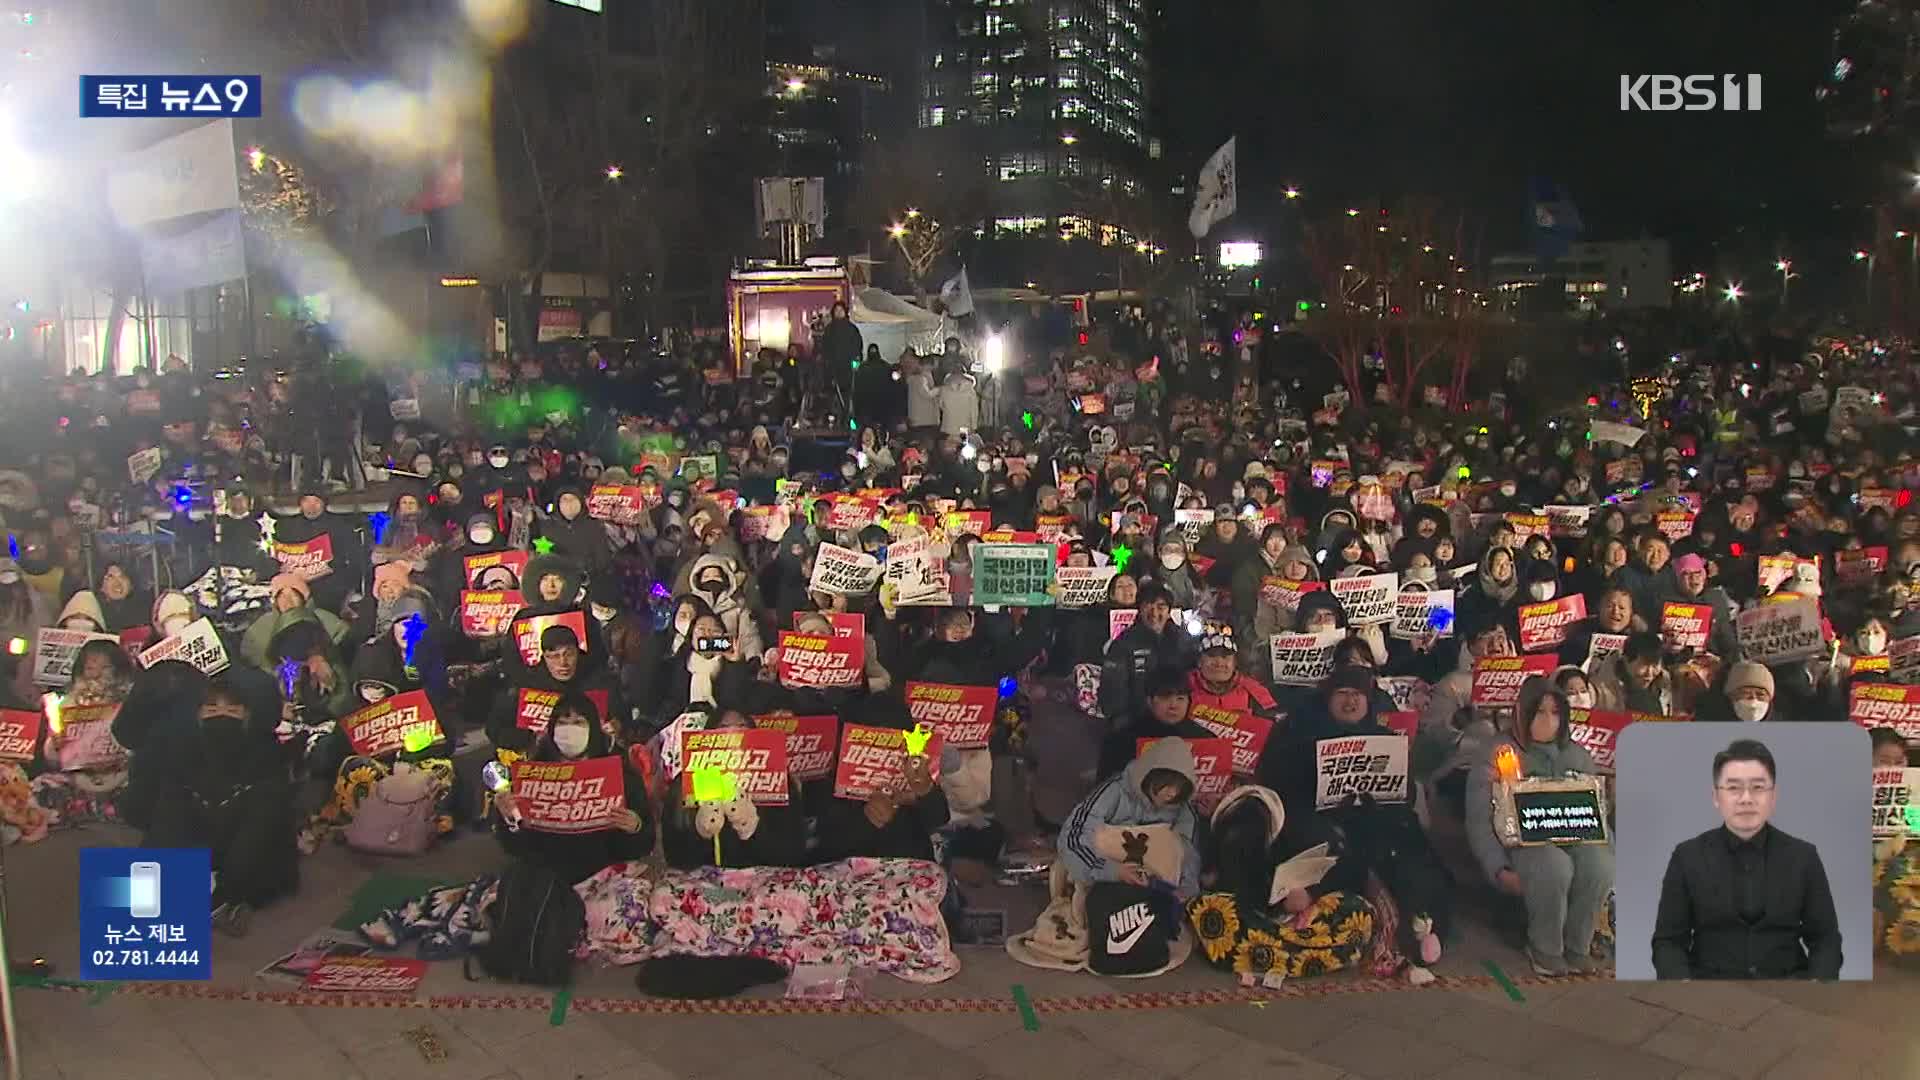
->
[683,553,766,661]
[58,590,107,633]
[1059,735,1202,899]
[539,483,613,576]
[434,512,513,603]
[271,507,366,611]
[88,562,153,632]
[1465,677,1601,884]
[1589,653,1674,715]
[495,709,653,884]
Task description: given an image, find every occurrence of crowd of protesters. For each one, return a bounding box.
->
[0,300,1916,983]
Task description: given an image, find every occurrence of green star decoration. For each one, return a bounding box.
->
[531,536,555,555]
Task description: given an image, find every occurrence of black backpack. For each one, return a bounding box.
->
[472,862,584,986]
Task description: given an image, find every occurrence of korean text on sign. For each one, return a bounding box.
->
[753,714,839,782]
[1313,734,1410,810]
[905,681,997,750]
[1852,683,1920,742]
[972,543,1057,607]
[834,723,944,801]
[1872,768,1919,837]
[1188,704,1273,778]
[775,631,863,690]
[1518,595,1586,653]
[82,75,263,117]
[1471,654,1559,708]
[342,689,442,758]
[680,729,789,806]
[1136,736,1233,811]
[511,755,626,832]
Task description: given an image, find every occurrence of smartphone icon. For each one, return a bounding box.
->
[128,862,162,919]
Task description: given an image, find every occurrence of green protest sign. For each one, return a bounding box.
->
[973,543,1056,607]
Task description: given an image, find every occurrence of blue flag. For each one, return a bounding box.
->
[1528,179,1582,260]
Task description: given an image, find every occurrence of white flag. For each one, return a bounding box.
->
[939,267,975,317]
[1188,137,1237,239]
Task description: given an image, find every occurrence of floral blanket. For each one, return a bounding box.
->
[577,858,959,983]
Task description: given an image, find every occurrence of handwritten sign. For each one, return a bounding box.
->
[304,956,426,995]
[136,617,229,676]
[753,714,839,782]
[1660,602,1713,653]
[463,550,530,590]
[1873,767,1919,837]
[810,542,883,597]
[1270,630,1342,687]
[774,630,864,690]
[1517,595,1586,653]
[1852,683,1920,742]
[973,543,1057,607]
[681,729,789,806]
[905,681,997,750]
[1566,709,1632,770]
[1392,589,1454,641]
[342,689,442,758]
[1189,704,1274,778]
[834,723,944,800]
[510,754,626,832]
[458,590,525,638]
[272,534,336,580]
[31,628,119,686]
[1313,734,1410,810]
[127,446,164,484]
[1470,654,1559,709]
[0,708,38,762]
[1330,572,1397,626]
[1737,597,1823,665]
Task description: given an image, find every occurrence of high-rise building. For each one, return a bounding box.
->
[916,0,1160,262]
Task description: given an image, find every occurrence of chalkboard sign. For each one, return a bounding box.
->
[1494,778,1610,847]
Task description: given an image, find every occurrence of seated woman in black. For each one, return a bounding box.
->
[493,692,653,884]
[660,708,808,870]
[814,731,949,863]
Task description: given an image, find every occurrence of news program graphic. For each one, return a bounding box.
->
[1613,724,1870,981]
[79,847,212,981]
[80,75,262,118]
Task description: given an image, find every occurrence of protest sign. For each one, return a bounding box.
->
[32,627,119,686]
[510,755,626,832]
[775,630,864,690]
[1313,734,1410,810]
[906,681,997,750]
[463,550,529,591]
[272,534,335,580]
[1270,630,1342,687]
[1654,511,1696,543]
[1590,421,1646,447]
[1859,488,1898,513]
[342,689,442,758]
[1260,577,1322,616]
[1835,547,1888,587]
[884,535,950,605]
[973,543,1056,607]
[1873,768,1919,837]
[1174,508,1215,546]
[1756,555,1817,593]
[0,708,38,762]
[943,510,992,538]
[752,714,839,782]
[512,610,589,667]
[136,618,229,676]
[1852,654,1891,676]
[1136,736,1233,810]
[47,703,124,769]
[1852,683,1920,742]
[1660,602,1714,653]
[1799,386,1830,414]
[458,590,525,638]
[1566,709,1632,770]
[679,454,718,483]
[1504,514,1550,541]
[1376,675,1433,715]
[1382,711,1418,740]
[1507,781,1609,845]
[126,446,164,484]
[586,485,654,526]
[1354,482,1395,522]
[1544,505,1591,538]
[1188,704,1275,778]
[513,688,563,737]
[303,956,427,995]
[1055,566,1119,608]
[820,494,882,532]
[1329,572,1396,626]
[834,723,944,800]
[810,543,883,597]
[681,729,789,806]
[1518,595,1586,653]
[1892,636,1920,684]
[1391,588,1454,640]
[1109,609,1138,641]
[1737,597,1823,665]
[1035,513,1076,543]
[1585,632,1629,673]
[737,504,789,543]
[1470,654,1559,708]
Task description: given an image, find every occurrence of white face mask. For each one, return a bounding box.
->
[469,526,495,545]
[1528,582,1556,601]
[1405,566,1437,585]
[1860,632,1888,656]
[1731,699,1767,723]
[162,615,191,637]
[488,454,510,469]
[552,725,591,757]
[1160,552,1185,570]
[1499,484,1517,497]
[1566,690,1594,710]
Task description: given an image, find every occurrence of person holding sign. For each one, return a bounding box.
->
[658,709,808,870]
[1466,676,1614,976]
[1869,727,1920,958]
[1659,553,1741,661]
[1651,738,1843,980]
[29,640,135,828]
[1101,582,1198,722]
[1557,586,1643,672]
[493,692,652,883]
[815,721,949,863]
[1099,666,1217,780]
[489,624,627,752]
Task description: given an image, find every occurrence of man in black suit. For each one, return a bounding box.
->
[1651,738,1842,979]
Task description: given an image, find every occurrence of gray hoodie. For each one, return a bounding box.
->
[1466,676,1602,883]
[1058,736,1203,899]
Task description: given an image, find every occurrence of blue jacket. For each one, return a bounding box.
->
[1059,736,1202,899]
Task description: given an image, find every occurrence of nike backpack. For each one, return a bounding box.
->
[1086,882,1176,977]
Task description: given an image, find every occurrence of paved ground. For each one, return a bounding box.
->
[8,825,1920,1080]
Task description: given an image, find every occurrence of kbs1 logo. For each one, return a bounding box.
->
[1620,74,1762,112]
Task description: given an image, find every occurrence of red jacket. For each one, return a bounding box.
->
[1187,669,1279,719]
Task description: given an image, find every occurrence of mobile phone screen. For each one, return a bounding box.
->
[129,861,162,919]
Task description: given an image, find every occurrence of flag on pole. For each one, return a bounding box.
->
[939,266,975,317]
[1188,137,1238,239]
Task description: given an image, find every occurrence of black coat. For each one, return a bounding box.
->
[1652,824,1842,979]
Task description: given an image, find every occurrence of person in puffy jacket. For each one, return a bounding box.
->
[538,484,613,578]
[493,691,652,883]
[1060,734,1202,900]
[1100,582,1197,723]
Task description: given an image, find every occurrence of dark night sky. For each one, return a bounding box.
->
[808,0,1867,271]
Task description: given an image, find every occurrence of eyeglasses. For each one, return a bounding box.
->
[1716,782,1774,797]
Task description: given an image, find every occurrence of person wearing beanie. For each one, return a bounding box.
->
[489,621,630,753]
[1697,660,1784,723]
[240,575,349,678]
[1100,581,1197,721]
[1659,552,1741,661]
[269,489,367,615]
[268,573,312,612]
[1466,676,1613,977]
[1186,622,1279,722]
[1098,665,1215,780]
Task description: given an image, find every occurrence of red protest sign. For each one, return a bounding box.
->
[1260,577,1323,615]
[303,956,427,995]
[515,688,562,736]
[1517,594,1587,653]
[1470,654,1559,708]
[586,485,655,526]
[1660,602,1713,652]
[943,510,992,538]
[463,550,530,591]
[272,534,335,580]
[1655,511,1696,543]
[1188,704,1274,778]
[1567,709,1632,770]
[1835,546,1888,587]
[681,728,790,806]
[752,714,840,781]
[1851,683,1920,741]
[459,590,525,638]
[1381,711,1419,740]
[775,631,863,690]
[1035,514,1075,543]
[834,723,945,800]
[510,755,627,832]
[1108,609,1137,641]
[1859,488,1898,513]
[905,681,998,750]
[1135,736,1233,810]
[116,625,153,662]
[342,689,443,758]
[1503,514,1549,541]
[512,610,589,666]
[0,708,39,762]
[822,495,882,532]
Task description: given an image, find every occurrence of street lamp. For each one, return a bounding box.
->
[1060,133,1078,146]
[1283,186,1300,200]
[1723,282,1743,302]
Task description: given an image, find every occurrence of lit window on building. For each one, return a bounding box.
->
[929,105,945,126]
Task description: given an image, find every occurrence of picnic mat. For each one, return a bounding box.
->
[330,874,452,932]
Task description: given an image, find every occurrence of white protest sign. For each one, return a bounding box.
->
[32,628,120,686]
[1174,508,1214,546]
[1270,630,1342,686]
[1736,598,1824,666]
[137,617,230,676]
[809,543,882,597]
[1590,421,1646,447]
[1892,635,1920,685]
[1376,675,1433,715]
[127,447,164,485]
[1055,566,1119,608]
[1330,572,1396,626]
[1585,632,1628,673]
[1313,734,1410,810]
[1391,588,1453,640]
[883,535,949,604]
[1872,767,1919,837]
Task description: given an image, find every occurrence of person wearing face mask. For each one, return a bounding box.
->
[682,553,764,662]
[1145,529,1203,610]
[658,708,809,870]
[493,693,652,884]
[351,602,450,719]
[1232,525,1297,640]
[1520,556,1562,605]
[1553,666,1597,714]
[492,623,629,751]
[538,483,614,578]
[121,670,297,937]
[655,612,761,724]
[1467,676,1613,976]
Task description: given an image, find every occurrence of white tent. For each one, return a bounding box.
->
[849,287,949,363]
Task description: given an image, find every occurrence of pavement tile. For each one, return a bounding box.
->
[889,1007,1028,1049]
[446,1001,569,1051]
[829,1032,995,1080]
[1423,1057,1545,1080]
[1172,1040,1346,1080]
[759,1012,909,1063]
[493,1019,653,1079]
[1626,982,1781,1028]
[1046,1007,1242,1073]
[295,1005,466,1056]
[1761,1046,1920,1080]
[963,1026,1129,1080]
[344,1026,511,1080]
[1531,982,1679,1046]
[1305,1020,1465,1080]
[47,1033,219,1080]
[600,1013,767,1075]
[1192,993,1350,1049]
[1641,1014,1799,1079]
